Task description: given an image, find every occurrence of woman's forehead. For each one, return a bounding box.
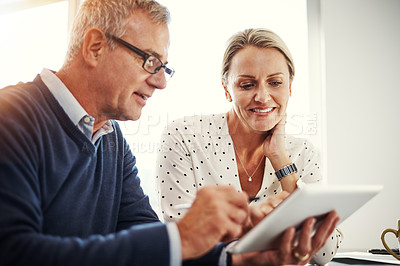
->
[229,47,289,77]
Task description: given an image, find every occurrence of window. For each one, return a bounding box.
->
[119,0,310,214]
[0,1,69,88]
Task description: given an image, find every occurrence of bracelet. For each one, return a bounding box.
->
[275,163,297,181]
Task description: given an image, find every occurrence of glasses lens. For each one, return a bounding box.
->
[143,55,161,73]
[144,55,174,81]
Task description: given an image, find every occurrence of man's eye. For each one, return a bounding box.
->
[147,59,156,67]
[146,56,161,68]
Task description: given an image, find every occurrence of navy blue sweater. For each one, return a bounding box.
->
[0,76,225,266]
[0,76,172,265]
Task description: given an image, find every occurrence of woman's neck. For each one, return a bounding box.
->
[227,110,267,158]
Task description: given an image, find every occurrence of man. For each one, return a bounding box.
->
[0,0,339,265]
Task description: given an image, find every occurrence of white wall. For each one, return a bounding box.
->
[318,0,400,251]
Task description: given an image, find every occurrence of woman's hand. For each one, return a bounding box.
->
[263,114,299,192]
[233,211,340,266]
[263,114,288,162]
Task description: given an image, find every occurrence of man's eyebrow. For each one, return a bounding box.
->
[146,49,168,64]
[147,49,161,58]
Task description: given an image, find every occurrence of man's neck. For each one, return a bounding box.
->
[56,63,107,135]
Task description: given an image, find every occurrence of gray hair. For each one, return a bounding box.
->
[65,0,170,63]
[221,28,295,83]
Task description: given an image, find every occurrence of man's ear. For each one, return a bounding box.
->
[222,79,232,102]
[82,28,107,67]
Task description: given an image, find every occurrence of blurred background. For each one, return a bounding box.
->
[1,0,399,252]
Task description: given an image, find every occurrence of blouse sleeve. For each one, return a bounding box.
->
[156,121,197,222]
[292,138,323,186]
[310,229,343,265]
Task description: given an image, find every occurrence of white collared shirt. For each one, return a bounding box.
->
[40,68,113,143]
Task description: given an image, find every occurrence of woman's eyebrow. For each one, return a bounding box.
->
[237,72,285,79]
[237,74,256,79]
[267,72,284,77]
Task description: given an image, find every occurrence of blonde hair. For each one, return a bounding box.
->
[65,0,170,63]
[221,28,295,83]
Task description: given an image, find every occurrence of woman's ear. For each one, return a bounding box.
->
[82,28,107,67]
[222,79,232,102]
[289,79,293,96]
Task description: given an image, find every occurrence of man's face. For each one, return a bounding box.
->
[97,9,170,121]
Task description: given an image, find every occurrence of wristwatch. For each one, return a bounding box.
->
[275,163,297,181]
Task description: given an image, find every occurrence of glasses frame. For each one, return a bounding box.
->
[106,33,175,79]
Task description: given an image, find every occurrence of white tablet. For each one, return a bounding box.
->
[229,184,383,254]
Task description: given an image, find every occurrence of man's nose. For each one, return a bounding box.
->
[147,69,167,90]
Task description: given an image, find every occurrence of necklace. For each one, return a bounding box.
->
[233,145,264,182]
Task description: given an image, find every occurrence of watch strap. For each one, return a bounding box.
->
[275,163,297,181]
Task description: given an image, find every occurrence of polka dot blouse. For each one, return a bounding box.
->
[156,113,323,220]
[155,113,341,264]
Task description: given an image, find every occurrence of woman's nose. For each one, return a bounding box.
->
[254,86,271,103]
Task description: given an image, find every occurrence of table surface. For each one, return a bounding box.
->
[324,251,400,265]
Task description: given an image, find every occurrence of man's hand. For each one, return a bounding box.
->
[241,191,289,234]
[177,186,249,260]
[248,191,289,227]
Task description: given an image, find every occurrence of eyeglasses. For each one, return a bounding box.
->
[107,34,175,81]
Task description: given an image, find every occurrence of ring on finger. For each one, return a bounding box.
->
[293,250,310,262]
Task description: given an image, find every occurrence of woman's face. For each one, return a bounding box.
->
[224,46,292,133]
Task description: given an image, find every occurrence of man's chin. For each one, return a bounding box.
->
[116,111,142,122]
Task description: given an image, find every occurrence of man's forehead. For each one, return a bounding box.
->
[125,10,170,59]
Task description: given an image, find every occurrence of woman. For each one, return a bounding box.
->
[156,28,341,265]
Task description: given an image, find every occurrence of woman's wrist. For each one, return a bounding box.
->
[268,153,291,171]
[268,154,299,192]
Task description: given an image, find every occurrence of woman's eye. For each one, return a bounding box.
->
[240,83,255,90]
[269,81,282,87]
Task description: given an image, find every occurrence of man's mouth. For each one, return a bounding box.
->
[250,107,274,113]
[135,92,149,101]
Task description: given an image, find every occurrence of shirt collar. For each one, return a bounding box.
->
[40,68,88,126]
[40,68,114,142]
